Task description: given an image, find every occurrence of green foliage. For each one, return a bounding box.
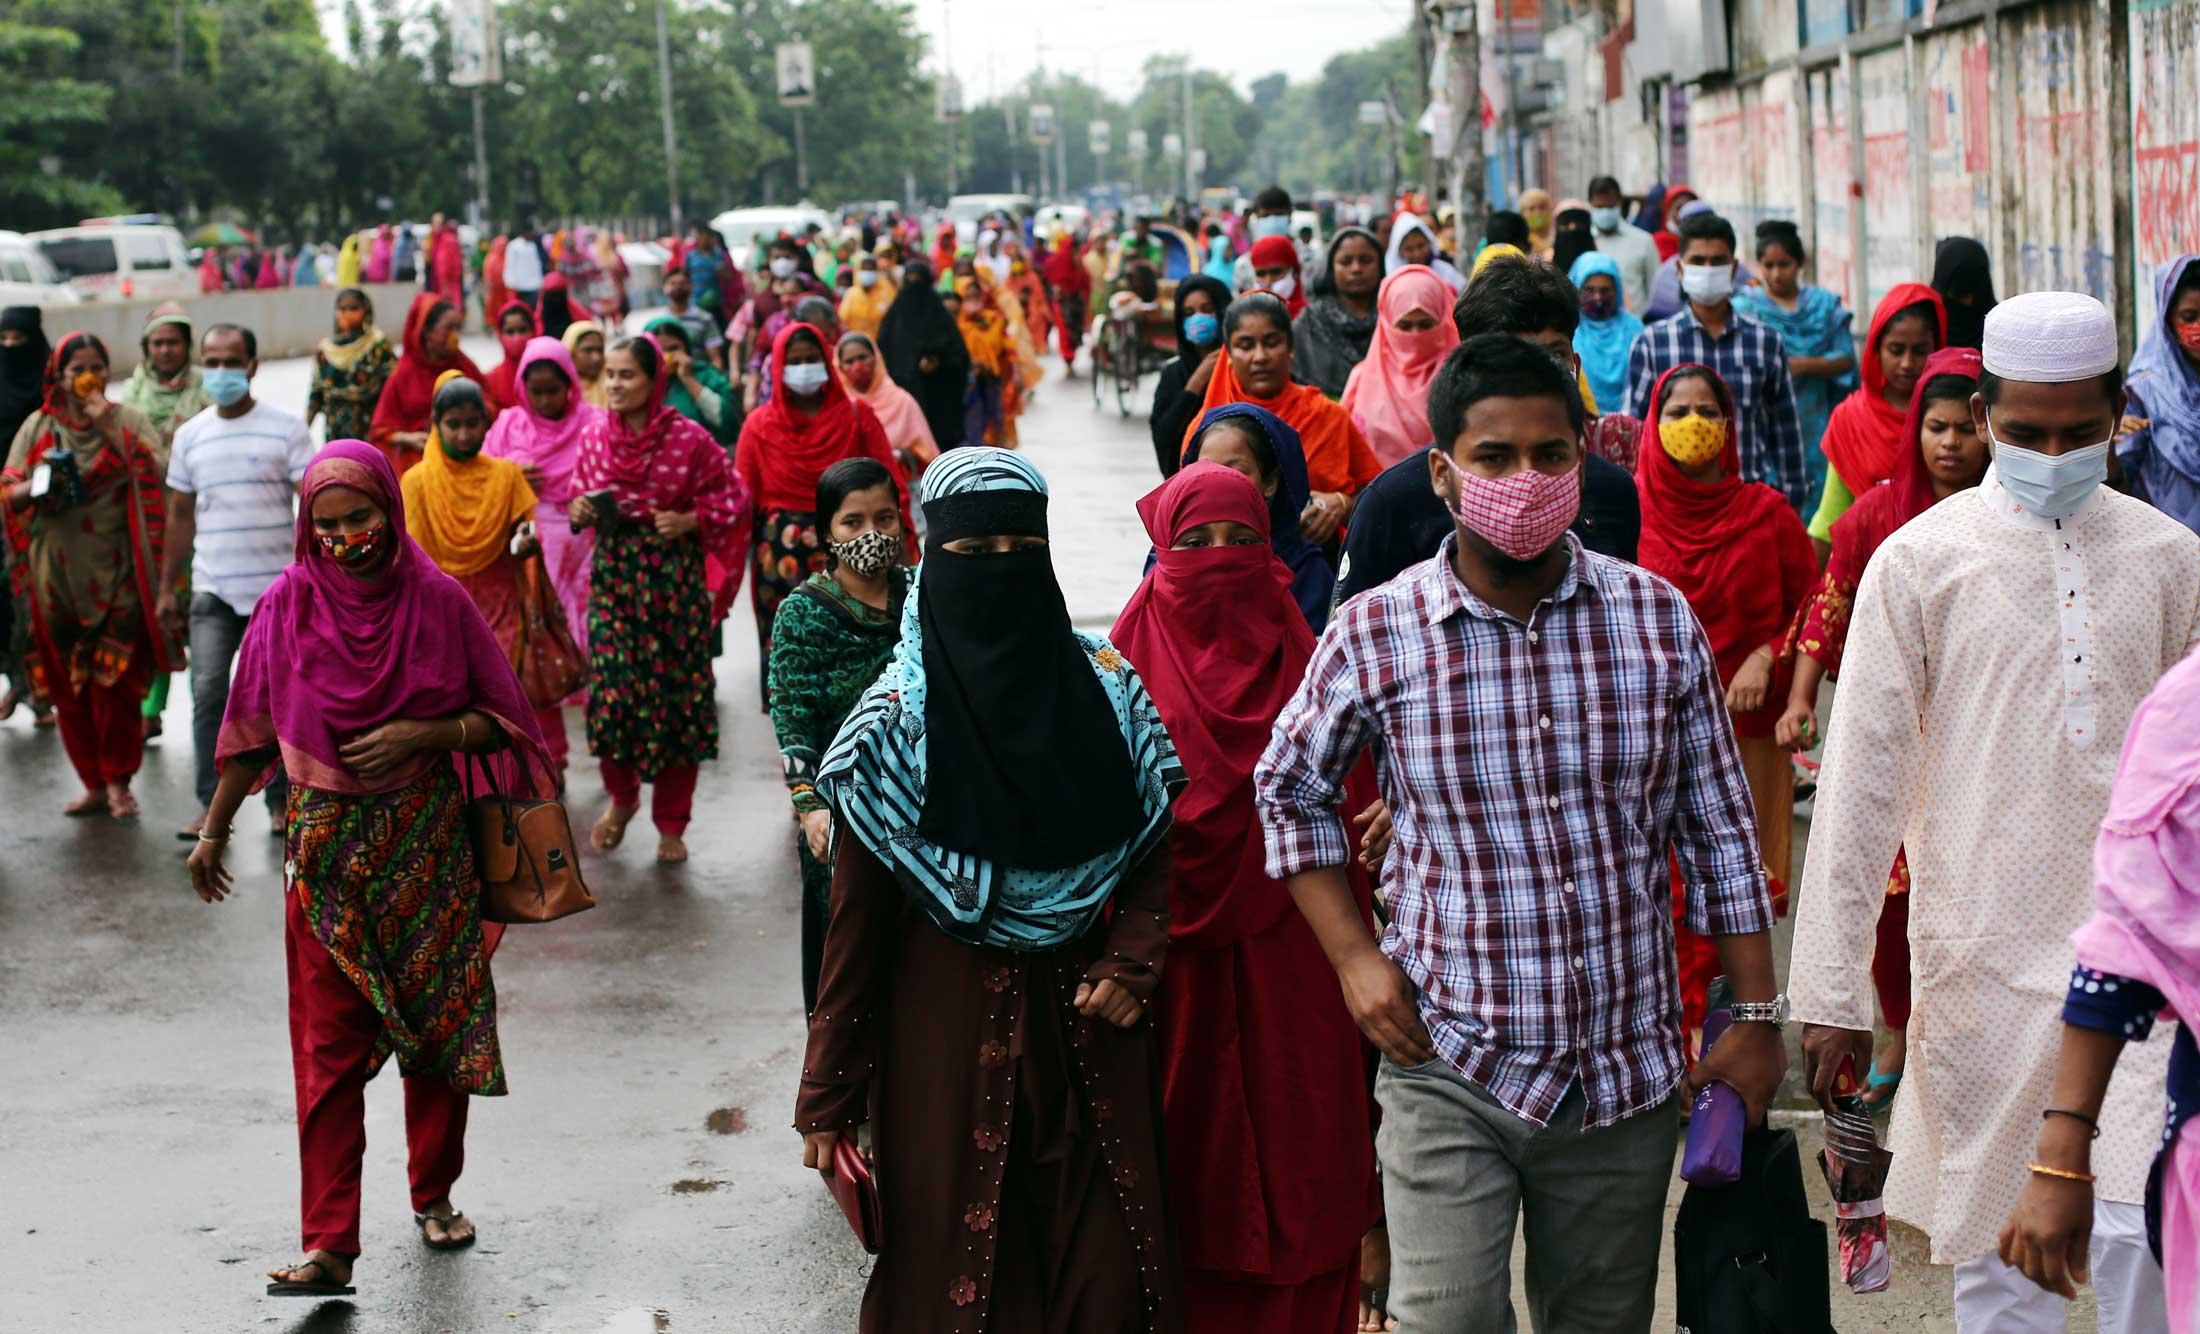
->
[0,20,123,225]
[1245,33,1426,198]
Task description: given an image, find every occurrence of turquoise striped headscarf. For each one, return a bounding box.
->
[816,448,1184,952]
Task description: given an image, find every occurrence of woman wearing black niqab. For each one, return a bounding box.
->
[1931,236,1997,350]
[876,260,971,450]
[0,307,51,446]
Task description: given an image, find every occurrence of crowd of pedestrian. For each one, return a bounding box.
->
[1,171,2197,1334]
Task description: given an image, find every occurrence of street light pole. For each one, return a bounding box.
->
[1180,58,1196,204]
[470,86,492,232]
[793,106,809,196]
[1442,0,1486,222]
[652,0,683,231]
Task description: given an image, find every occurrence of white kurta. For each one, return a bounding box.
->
[1789,467,2200,1264]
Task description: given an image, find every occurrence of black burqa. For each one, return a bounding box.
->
[1932,237,1997,350]
[1148,274,1234,476]
[0,306,50,448]
[1293,226,1383,399]
[1550,208,1597,275]
[915,484,1140,869]
[878,261,971,449]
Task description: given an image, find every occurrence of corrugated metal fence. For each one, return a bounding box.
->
[1604,0,2200,350]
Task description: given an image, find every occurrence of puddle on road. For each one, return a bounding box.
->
[596,1309,671,1333]
[668,1178,723,1194]
[703,1106,747,1135]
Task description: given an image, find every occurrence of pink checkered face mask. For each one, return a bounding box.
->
[1434,449,1582,561]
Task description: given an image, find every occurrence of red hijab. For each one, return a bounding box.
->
[481,298,541,415]
[573,334,751,572]
[1248,234,1307,317]
[733,321,908,520]
[1110,463,1312,948]
[1634,364,1817,704]
[1819,281,1946,496]
[1653,183,1697,260]
[1825,345,1984,590]
[368,291,487,470]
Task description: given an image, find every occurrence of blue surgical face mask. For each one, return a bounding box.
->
[203,367,250,407]
[1590,205,1622,232]
[1250,215,1292,240]
[1986,420,2111,519]
[783,361,830,395]
[1182,312,1219,347]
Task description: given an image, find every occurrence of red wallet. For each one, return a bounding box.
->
[830,1135,882,1254]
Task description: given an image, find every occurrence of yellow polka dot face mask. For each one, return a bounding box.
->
[1658,414,1726,468]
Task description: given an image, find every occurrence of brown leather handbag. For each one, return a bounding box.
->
[465,753,595,924]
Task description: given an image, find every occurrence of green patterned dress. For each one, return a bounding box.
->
[585,523,718,775]
[768,568,904,1011]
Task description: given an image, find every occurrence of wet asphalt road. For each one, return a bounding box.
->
[0,343,2001,1330]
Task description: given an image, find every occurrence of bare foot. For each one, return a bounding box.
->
[591,802,638,851]
[1359,1224,1396,1331]
[64,789,109,818]
[656,835,689,864]
[106,784,140,819]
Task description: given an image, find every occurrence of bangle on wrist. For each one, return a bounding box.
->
[456,716,471,750]
[2027,1162,2095,1184]
[197,829,230,845]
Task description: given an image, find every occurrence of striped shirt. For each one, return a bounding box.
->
[165,401,314,614]
[1255,534,1774,1128]
[1623,303,1810,511]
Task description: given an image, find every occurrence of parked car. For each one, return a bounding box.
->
[709,205,835,271]
[0,231,83,308]
[28,223,196,301]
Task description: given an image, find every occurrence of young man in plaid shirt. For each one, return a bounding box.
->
[1257,333,1787,1332]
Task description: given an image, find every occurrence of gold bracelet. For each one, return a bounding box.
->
[2028,1162,2095,1184]
[457,716,470,750]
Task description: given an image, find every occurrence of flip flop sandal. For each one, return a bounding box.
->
[416,1210,477,1251]
[1360,1283,1392,1332]
[266,1256,355,1297]
[1862,1061,1903,1114]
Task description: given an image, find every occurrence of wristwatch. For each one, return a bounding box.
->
[1728,995,1789,1028]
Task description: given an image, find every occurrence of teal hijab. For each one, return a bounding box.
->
[816,447,1183,951]
[1568,252,1644,418]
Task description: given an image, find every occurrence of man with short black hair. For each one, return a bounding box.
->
[1260,332,1784,1334]
[1586,175,1657,315]
[1624,210,1808,510]
[158,322,312,838]
[1335,256,1639,605]
[1793,291,2196,1333]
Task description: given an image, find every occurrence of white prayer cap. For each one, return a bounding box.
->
[1981,291,2120,382]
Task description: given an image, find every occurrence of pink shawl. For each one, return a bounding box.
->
[483,336,600,659]
[364,227,393,283]
[1340,264,1461,466]
[216,439,551,796]
[572,338,751,574]
[2072,644,2200,1331]
[838,331,938,462]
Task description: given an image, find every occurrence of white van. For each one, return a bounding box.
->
[0,231,82,308]
[28,223,196,302]
[709,206,835,271]
[947,194,1033,244]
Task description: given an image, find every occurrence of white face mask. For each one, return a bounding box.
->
[1985,420,2112,519]
[769,256,797,279]
[1267,274,1297,300]
[1250,214,1292,239]
[1590,205,1622,232]
[1679,262,1735,305]
[857,270,879,288]
[783,361,830,395]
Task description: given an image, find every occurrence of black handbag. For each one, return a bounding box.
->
[1673,1126,1833,1333]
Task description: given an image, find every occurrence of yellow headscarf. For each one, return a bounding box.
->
[561,320,608,408]
[336,234,363,287]
[400,370,537,576]
[1468,244,1600,415]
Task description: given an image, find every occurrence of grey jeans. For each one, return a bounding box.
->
[189,593,285,812]
[1375,1056,1680,1334]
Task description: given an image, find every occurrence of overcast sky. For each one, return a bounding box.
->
[912,0,1421,101]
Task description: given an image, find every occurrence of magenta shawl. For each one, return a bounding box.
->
[217,439,551,795]
[2072,644,2200,1330]
[572,338,751,575]
[483,336,600,659]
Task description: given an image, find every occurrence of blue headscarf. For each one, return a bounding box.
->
[1203,233,1235,284]
[1183,402,1335,632]
[2123,254,2200,533]
[817,448,1184,951]
[1569,253,1644,418]
[1632,184,1667,234]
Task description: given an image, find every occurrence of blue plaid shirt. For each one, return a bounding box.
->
[1624,304,1810,511]
[1255,536,1774,1128]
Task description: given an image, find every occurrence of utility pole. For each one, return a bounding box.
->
[1500,0,1523,193]
[1415,2,1438,207]
[943,0,957,197]
[1441,0,1486,222]
[652,0,682,231]
[470,85,492,232]
[793,106,808,196]
[1180,58,1197,204]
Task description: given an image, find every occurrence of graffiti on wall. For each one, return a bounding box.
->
[1921,25,1993,250]
[1808,63,1856,311]
[2008,3,2116,301]
[2130,0,2200,327]
[1858,46,1917,309]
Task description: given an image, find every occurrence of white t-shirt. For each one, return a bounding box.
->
[166,400,315,614]
[501,237,545,292]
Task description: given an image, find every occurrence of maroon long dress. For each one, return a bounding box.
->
[797,840,1184,1334]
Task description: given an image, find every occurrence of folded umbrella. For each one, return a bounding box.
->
[1818,1058,1894,1293]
